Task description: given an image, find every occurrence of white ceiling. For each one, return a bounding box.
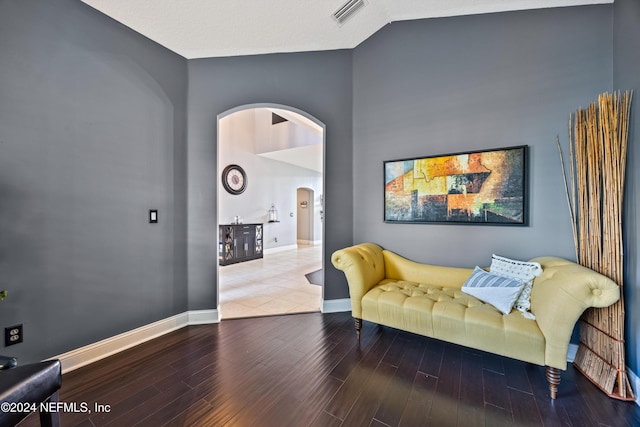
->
[80,0,611,172]
[259,144,324,174]
[259,108,323,173]
[81,0,612,59]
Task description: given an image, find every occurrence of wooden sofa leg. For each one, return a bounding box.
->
[354,318,362,342]
[546,366,561,399]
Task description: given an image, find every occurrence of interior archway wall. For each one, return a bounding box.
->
[217,103,325,312]
[217,103,324,243]
[186,51,354,311]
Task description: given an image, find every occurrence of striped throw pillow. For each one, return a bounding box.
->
[461,266,526,315]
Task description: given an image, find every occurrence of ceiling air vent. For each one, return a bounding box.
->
[332,0,367,25]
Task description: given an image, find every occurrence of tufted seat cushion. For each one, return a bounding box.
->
[361,279,546,365]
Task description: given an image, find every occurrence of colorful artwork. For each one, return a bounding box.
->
[384,146,527,225]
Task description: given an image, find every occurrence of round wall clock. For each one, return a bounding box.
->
[221,164,247,195]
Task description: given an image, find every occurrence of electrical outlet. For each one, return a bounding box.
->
[5,324,23,346]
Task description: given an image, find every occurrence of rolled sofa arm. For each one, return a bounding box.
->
[529,256,620,369]
[331,243,385,318]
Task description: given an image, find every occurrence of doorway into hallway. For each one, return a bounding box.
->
[217,104,325,319]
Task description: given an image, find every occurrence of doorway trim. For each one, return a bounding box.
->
[297,187,319,245]
[216,103,326,317]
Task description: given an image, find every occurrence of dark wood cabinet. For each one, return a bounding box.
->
[219,223,263,265]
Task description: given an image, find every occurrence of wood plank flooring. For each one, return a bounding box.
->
[18,312,640,426]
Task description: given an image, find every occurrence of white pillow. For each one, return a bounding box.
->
[490,254,542,319]
[461,267,526,315]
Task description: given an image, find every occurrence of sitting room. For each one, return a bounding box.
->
[1,0,639,426]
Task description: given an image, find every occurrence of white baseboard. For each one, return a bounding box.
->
[567,343,578,363]
[263,244,298,255]
[53,309,219,374]
[322,298,351,313]
[626,367,640,406]
[297,240,322,246]
[188,309,220,325]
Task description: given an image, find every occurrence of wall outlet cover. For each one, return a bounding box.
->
[4,324,23,346]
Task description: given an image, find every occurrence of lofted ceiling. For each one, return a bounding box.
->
[258,108,324,174]
[81,0,612,59]
[80,0,611,172]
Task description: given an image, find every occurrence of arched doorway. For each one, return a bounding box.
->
[216,103,325,319]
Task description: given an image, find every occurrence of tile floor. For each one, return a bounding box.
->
[218,244,323,319]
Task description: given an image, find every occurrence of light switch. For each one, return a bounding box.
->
[149,209,158,223]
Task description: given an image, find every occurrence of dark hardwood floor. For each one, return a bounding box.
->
[18,312,640,426]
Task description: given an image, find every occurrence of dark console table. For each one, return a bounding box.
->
[219,223,263,266]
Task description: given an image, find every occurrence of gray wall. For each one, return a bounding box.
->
[614,0,640,379]
[352,6,612,267]
[0,0,188,362]
[2,0,637,377]
[186,52,354,307]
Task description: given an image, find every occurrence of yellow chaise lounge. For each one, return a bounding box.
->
[331,243,620,399]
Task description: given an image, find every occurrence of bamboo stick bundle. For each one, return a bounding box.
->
[574,110,590,266]
[599,94,615,336]
[556,135,577,259]
[559,90,634,400]
[586,103,602,271]
[599,93,625,346]
[580,319,616,364]
[569,118,578,255]
[600,94,618,282]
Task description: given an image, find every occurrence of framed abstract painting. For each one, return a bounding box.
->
[384,146,527,225]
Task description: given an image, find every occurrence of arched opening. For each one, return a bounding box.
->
[216,103,325,319]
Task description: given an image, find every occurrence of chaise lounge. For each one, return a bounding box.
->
[331,243,620,399]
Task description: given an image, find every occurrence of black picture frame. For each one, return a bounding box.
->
[384,145,527,225]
